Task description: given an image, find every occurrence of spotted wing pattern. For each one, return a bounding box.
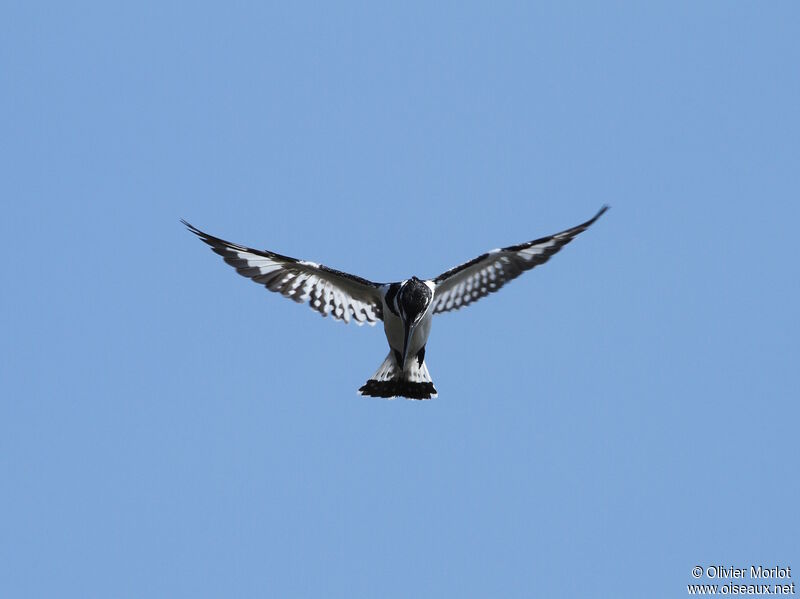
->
[183,221,384,325]
[430,206,608,314]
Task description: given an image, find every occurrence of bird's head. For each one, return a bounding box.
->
[398,277,432,367]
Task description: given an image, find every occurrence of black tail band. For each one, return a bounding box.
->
[359,379,437,400]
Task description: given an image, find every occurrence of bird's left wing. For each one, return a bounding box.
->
[183,221,384,325]
[430,206,608,314]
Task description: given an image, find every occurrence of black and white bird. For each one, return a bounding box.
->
[183,206,607,400]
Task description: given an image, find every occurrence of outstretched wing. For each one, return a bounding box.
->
[430,206,608,314]
[183,221,384,325]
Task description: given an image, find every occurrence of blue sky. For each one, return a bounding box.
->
[2,2,798,597]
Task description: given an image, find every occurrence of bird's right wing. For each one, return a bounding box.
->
[430,206,608,314]
[183,221,384,325]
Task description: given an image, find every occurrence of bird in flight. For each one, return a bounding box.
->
[183,206,607,400]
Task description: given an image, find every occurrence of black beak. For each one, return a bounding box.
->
[401,320,416,370]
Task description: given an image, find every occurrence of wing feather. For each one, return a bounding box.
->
[430,206,608,314]
[183,221,384,325]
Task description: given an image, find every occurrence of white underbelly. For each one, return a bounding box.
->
[383,309,432,365]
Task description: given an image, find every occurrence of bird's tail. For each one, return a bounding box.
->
[358,352,438,400]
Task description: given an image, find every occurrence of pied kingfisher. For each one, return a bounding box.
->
[183,206,607,400]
